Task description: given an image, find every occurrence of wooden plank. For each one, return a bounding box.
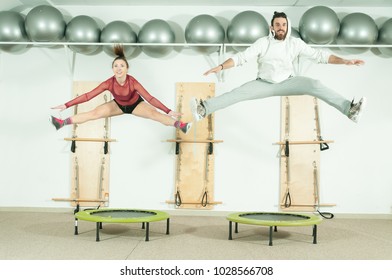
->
[166,139,223,143]
[279,203,336,207]
[166,200,222,205]
[172,82,217,209]
[65,137,117,142]
[274,140,334,145]
[69,81,111,208]
[52,198,108,203]
[280,96,321,212]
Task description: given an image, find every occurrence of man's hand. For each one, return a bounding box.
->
[346,59,365,66]
[203,65,223,76]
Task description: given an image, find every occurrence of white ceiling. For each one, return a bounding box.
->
[2,0,392,10]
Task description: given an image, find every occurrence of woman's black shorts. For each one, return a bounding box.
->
[114,96,144,114]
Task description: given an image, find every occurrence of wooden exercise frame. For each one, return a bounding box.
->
[165,82,222,209]
[53,81,114,209]
[277,96,335,212]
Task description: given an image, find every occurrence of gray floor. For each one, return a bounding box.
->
[0,209,392,260]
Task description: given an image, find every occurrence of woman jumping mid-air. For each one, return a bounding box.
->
[51,44,191,134]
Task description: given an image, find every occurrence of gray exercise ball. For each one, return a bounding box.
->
[25,5,65,42]
[65,15,100,55]
[0,11,28,53]
[227,10,269,51]
[299,6,340,44]
[138,19,175,58]
[291,27,301,38]
[378,18,392,56]
[185,14,225,54]
[100,20,137,57]
[339,13,378,45]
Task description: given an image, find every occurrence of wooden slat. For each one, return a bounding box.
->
[52,198,108,203]
[165,139,223,143]
[165,200,222,205]
[274,140,334,145]
[64,137,117,142]
[280,203,336,207]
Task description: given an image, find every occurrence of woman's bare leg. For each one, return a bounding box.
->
[71,100,123,124]
[132,101,176,126]
[132,102,192,133]
[51,100,123,130]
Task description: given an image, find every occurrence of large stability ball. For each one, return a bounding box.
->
[378,18,392,56]
[291,28,301,38]
[185,14,225,54]
[0,11,28,53]
[65,15,100,55]
[299,6,340,44]
[100,20,137,57]
[138,19,175,58]
[25,5,65,42]
[339,13,378,45]
[227,10,269,51]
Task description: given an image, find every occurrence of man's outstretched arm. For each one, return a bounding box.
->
[328,55,365,66]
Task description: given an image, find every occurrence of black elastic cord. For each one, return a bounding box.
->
[208,142,213,154]
[320,142,329,151]
[104,141,108,154]
[201,191,208,207]
[175,191,182,207]
[285,140,289,157]
[319,136,329,151]
[73,203,80,214]
[71,140,76,153]
[284,191,291,208]
[317,210,334,219]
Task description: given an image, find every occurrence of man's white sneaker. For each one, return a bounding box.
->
[348,97,367,123]
[190,97,206,121]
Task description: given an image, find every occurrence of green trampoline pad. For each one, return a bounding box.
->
[227,212,323,246]
[75,208,170,223]
[227,212,322,227]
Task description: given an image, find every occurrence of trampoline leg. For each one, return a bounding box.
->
[313,225,317,244]
[145,222,150,241]
[228,221,233,240]
[235,222,238,233]
[274,226,277,232]
[96,222,100,242]
[269,226,273,246]
[99,222,103,229]
[74,218,78,235]
[166,218,170,235]
[142,222,145,229]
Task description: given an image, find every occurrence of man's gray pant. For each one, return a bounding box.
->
[203,76,352,117]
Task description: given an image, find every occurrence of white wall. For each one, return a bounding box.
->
[0,5,391,215]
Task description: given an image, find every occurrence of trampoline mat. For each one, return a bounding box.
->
[75,208,169,223]
[228,212,322,246]
[227,212,322,227]
[239,213,310,221]
[90,210,157,218]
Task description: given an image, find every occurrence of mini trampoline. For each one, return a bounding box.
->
[74,208,170,242]
[227,212,322,246]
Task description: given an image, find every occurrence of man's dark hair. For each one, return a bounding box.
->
[271,11,287,26]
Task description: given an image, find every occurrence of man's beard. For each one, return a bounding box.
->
[275,30,287,40]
